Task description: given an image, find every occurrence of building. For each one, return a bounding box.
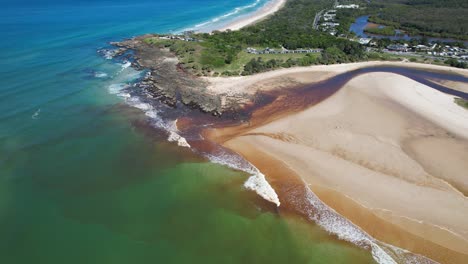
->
[387,44,408,52]
[414,44,429,51]
[336,4,359,9]
[358,38,372,45]
[246,47,322,55]
[321,22,340,27]
[323,11,337,21]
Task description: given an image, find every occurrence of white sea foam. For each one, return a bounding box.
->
[168,131,191,148]
[300,186,436,264]
[205,150,280,207]
[104,50,114,60]
[31,108,41,119]
[108,83,129,94]
[121,61,132,69]
[119,92,131,98]
[187,0,263,31]
[94,72,108,78]
[244,172,280,206]
[100,49,118,60]
[123,95,192,148]
[104,58,435,264]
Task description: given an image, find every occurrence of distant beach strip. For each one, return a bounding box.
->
[182,0,286,32]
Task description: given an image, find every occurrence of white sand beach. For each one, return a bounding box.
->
[219,0,287,31]
[203,61,468,96]
[206,63,468,263]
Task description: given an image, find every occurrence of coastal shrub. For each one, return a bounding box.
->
[369,0,468,40]
[445,58,467,69]
[364,26,396,36]
[454,98,468,109]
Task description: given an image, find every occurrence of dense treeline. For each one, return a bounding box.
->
[240,45,356,75]
[146,0,468,76]
[445,58,467,69]
[369,0,468,39]
[189,0,366,75]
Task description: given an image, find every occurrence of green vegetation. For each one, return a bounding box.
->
[445,58,468,69]
[143,0,467,76]
[144,0,367,76]
[241,53,321,75]
[368,0,468,40]
[455,98,468,109]
[364,26,396,36]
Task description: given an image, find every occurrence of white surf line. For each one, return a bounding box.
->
[32,108,41,119]
[205,150,281,206]
[180,0,266,32]
[300,184,438,264]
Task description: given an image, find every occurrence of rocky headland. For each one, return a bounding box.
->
[112,35,252,116]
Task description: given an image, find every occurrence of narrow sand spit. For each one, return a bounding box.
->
[203,61,468,96]
[215,71,468,263]
[219,0,287,31]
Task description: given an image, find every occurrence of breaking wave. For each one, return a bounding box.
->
[205,149,280,206]
[106,65,192,149]
[297,186,436,264]
[98,48,119,60]
[94,72,108,78]
[101,45,434,264]
[185,0,265,31]
[31,108,41,119]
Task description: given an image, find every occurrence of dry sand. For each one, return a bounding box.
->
[204,61,468,96]
[219,0,287,31]
[216,71,468,263]
[428,79,468,93]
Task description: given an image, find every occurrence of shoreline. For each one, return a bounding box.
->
[111,31,468,262]
[218,0,287,31]
[204,68,468,263]
[203,61,468,100]
[107,0,468,261]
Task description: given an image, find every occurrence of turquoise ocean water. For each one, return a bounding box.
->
[0,0,376,263]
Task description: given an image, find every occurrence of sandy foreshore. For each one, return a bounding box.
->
[204,62,468,263]
[203,61,468,96]
[219,0,287,31]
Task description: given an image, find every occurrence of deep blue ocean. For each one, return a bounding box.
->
[0,1,377,263]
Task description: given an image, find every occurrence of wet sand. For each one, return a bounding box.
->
[205,69,468,263]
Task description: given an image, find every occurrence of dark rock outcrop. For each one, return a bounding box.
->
[112,35,250,116]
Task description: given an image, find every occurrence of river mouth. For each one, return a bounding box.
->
[99,39,468,264]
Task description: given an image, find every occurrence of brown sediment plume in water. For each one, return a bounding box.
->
[227,139,467,264]
[192,66,468,264]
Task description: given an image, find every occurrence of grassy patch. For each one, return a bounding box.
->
[214,51,320,73]
[364,26,396,36]
[455,98,468,110]
[144,37,322,76]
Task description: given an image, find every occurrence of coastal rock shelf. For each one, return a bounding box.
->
[112,35,254,116]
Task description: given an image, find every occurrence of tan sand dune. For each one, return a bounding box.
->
[222,72,468,263]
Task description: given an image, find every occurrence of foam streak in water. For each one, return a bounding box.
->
[205,150,280,206]
[31,108,41,119]
[299,186,436,264]
[244,172,280,206]
[184,0,264,31]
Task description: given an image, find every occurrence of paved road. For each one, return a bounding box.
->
[313,9,325,30]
